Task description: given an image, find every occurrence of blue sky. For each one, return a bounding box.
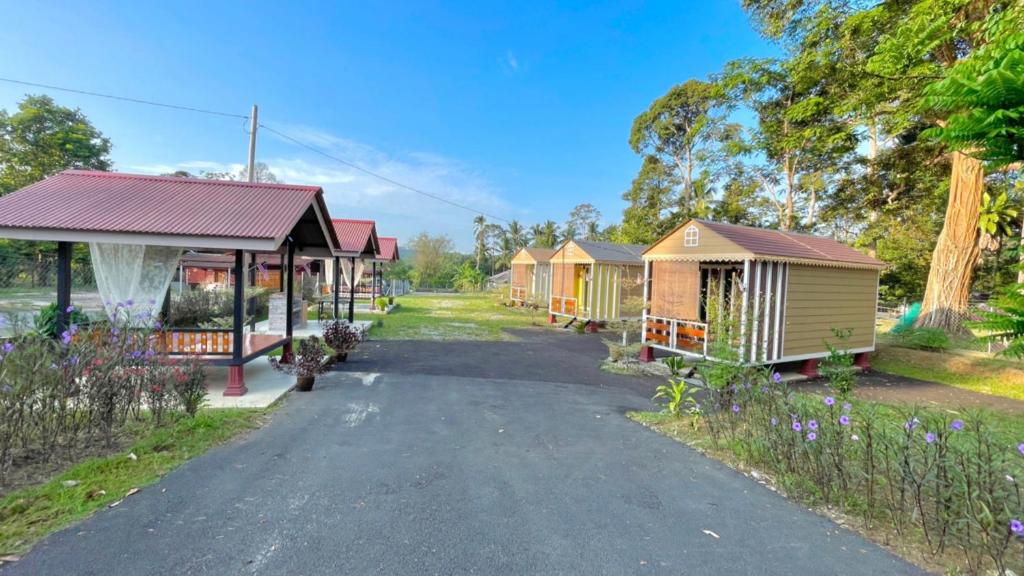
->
[0,1,775,251]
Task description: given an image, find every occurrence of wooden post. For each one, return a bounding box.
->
[248,253,257,331]
[283,241,295,361]
[348,256,357,323]
[55,241,72,337]
[333,256,341,320]
[371,262,377,306]
[225,249,248,396]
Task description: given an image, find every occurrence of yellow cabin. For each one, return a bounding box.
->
[640,219,885,367]
[510,247,556,306]
[548,240,646,323]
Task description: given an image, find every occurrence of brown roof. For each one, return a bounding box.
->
[0,170,339,252]
[647,219,884,268]
[332,219,379,256]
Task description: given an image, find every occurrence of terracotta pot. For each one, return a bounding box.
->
[334,352,348,363]
[295,375,315,392]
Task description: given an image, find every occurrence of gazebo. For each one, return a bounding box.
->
[326,219,380,322]
[0,170,340,396]
[371,236,400,298]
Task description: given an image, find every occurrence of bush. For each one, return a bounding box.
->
[375,297,388,312]
[322,321,363,355]
[820,328,856,397]
[34,303,90,338]
[271,336,329,378]
[895,327,951,352]
[970,284,1024,358]
[677,372,1024,575]
[603,339,642,362]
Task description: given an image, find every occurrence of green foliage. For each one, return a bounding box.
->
[407,231,456,289]
[652,378,702,418]
[603,339,642,362]
[453,261,487,292]
[615,156,682,244]
[970,283,1024,359]
[271,336,329,378]
[662,356,688,377]
[0,95,112,195]
[375,297,388,311]
[820,328,856,397]
[978,191,1018,238]
[893,327,951,352]
[34,303,90,338]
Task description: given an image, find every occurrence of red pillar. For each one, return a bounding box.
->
[854,352,871,370]
[639,345,655,363]
[584,322,599,333]
[548,313,558,324]
[224,365,248,396]
[799,358,819,378]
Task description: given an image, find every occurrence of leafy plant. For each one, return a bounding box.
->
[271,336,329,378]
[573,320,588,334]
[171,355,208,417]
[663,356,688,377]
[603,339,642,362]
[34,303,90,338]
[820,328,856,397]
[970,284,1024,359]
[375,297,388,312]
[652,378,701,418]
[894,327,951,352]
[322,321,363,355]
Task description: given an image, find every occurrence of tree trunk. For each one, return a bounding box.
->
[866,122,880,259]
[914,151,985,333]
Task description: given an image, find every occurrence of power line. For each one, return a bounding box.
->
[259,122,510,224]
[0,77,248,120]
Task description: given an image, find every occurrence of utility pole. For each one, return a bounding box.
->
[246,104,259,182]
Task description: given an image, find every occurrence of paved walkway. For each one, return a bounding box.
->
[2,329,924,575]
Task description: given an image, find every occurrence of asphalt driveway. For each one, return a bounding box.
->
[3,329,924,575]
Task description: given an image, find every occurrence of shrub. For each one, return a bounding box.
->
[820,328,856,397]
[322,321,363,355]
[573,320,588,334]
[375,297,388,312]
[970,284,1024,358]
[171,355,207,417]
[663,356,688,377]
[895,327,952,352]
[603,339,642,362]
[652,378,702,418]
[34,303,90,338]
[271,336,329,378]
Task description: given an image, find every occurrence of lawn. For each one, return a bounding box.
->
[353,292,550,341]
[0,408,271,558]
[872,344,1024,401]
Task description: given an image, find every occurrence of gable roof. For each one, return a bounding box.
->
[376,237,400,261]
[644,219,884,268]
[512,247,557,264]
[0,170,340,254]
[331,219,379,257]
[570,240,646,264]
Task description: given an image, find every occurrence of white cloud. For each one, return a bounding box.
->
[130,125,518,251]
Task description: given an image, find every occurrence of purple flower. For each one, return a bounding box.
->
[743,382,751,390]
[2,342,13,354]
[950,420,964,431]
[839,415,850,426]
[68,355,79,366]
[1018,443,1024,457]
[792,421,802,432]
[731,404,741,414]
[65,305,75,313]
[925,432,936,444]
[806,432,817,442]
[1012,519,1024,536]
[771,417,779,427]
[144,349,155,360]
[61,330,73,345]
[148,298,157,306]
[842,402,852,413]
[125,299,134,307]
[154,320,163,330]
[808,420,818,431]
[772,372,782,384]
[905,417,920,431]
[824,396,835,406]
[760,386,768,393]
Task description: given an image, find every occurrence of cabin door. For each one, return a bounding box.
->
[575,265,589,314]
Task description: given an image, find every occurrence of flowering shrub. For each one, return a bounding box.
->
[689,370,1024,574]
[0,302,209,485]
[271,336,329,378]
[322,321,363,356]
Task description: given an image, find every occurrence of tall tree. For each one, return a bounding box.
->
[407,232,455,288]
[616,156,680,244]
[506,220,529,250]
[533,220,560,249]
[566,203,602,237]
[0,94,112,195]
[203,162,279,183]
[472,215,488,270]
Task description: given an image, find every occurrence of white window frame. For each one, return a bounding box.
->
[684,225,699,247]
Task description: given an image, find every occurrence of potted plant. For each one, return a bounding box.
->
[271,336,328,391]
[322,320,362,362]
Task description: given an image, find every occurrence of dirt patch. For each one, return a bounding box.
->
[878,346,1024,387]
[0,434,134,498]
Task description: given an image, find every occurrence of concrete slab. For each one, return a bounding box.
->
[253,318,373,339]
[203,360,294,409]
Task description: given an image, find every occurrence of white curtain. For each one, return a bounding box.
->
[339,259,366,289]
[90,243,182,323]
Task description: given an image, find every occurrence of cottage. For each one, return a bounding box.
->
[509,247,555,306]
[639,219,884,374]
[548,240,646,328]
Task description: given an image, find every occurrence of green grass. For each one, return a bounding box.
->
[352,292,549,341]
[872,344,1024,401]
[0,408,270,556]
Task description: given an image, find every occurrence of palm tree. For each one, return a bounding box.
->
[538,220,559,248]
[473,215,488,270]
[529,223,545,247]
[585,221,601,241]
[562,223,577,242]
[507,220,527,250]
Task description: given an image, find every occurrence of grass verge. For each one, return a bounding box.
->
[0,408,271,558]
[872,344,1024,401]
[353,292,549,341]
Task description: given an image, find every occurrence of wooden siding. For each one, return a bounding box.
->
[550,262,576,299]
[644,221,747,259]
[782,265,878,356]
[511,262,529,288]
[650,261,700,320]
[549,240,593,264]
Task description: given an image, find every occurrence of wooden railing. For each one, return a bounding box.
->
[511,286,527,302]
[644,315,708,357]
[550,296,577,316]
[161,328,233,355]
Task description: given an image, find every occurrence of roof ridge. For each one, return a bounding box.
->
[772,229,834,259]
[60,169,322,192]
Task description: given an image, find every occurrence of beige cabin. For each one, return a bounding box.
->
[640,219,885,365]
[548,240,645,322]
[510,247,556,305]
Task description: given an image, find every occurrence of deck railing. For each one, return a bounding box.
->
[161,328,233,356]
[550,296,577,316]
[511,286,527,302]
[644,315,708,358]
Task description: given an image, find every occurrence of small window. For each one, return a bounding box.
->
[567,244,575,256]
[684,225,699,247]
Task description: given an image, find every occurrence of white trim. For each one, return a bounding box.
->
[775,346,874,363]
[780,264,790,357]
[0,226,279,252]
[751,261,762,363]
[642,253,884,271]
[872,270,880,350]
[586,264,594,320]
[641,260,651,345]
[762,262,773,362]
[683,225,699,247]
[772,263,785,360]
[739,259,750,361]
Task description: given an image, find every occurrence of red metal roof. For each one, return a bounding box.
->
[0,170,334,246]
[699,219,883,267]
[377,237,399,261]
[332,219,378,255]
